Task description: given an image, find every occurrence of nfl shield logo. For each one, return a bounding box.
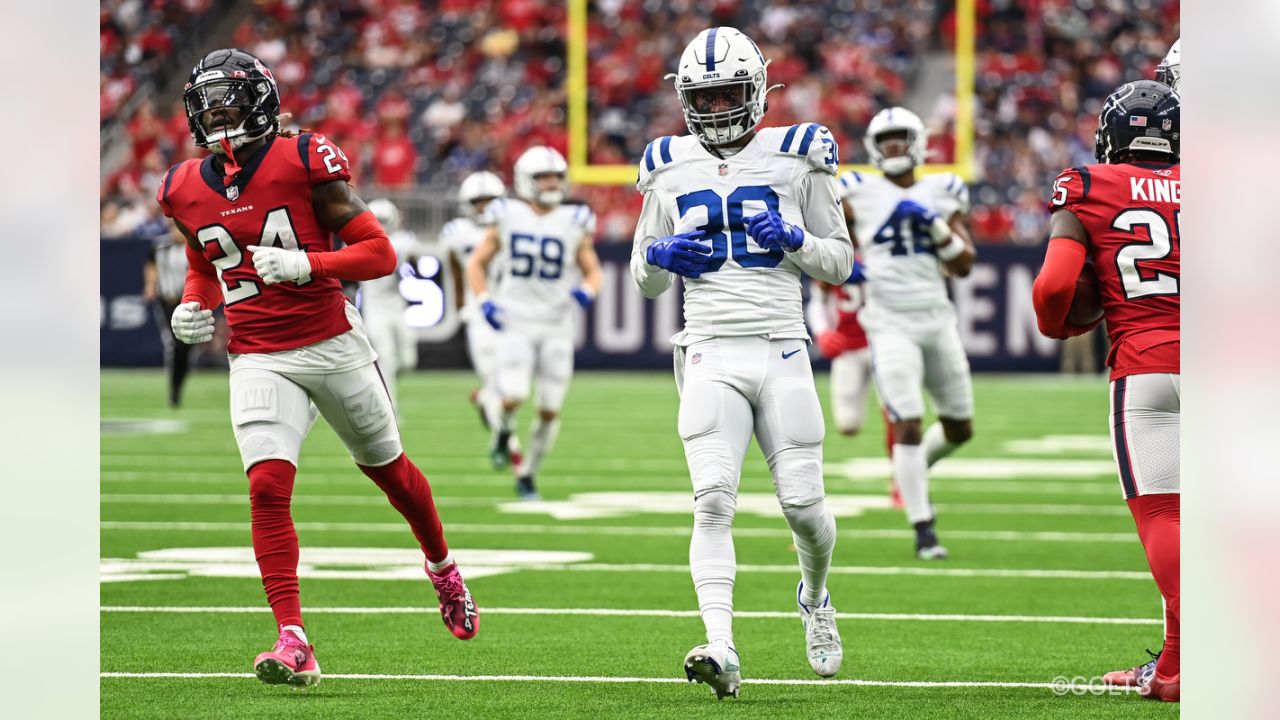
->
[226,185,239,201]
[1162,118,1172,131]
[718,163,729,176]
[691,352,702,365]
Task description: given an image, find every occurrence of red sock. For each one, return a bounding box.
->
[1127,493,1180,678]
[248,459,303,630]
[359,453,449,564]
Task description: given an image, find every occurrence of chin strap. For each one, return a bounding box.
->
[218,138,242,186]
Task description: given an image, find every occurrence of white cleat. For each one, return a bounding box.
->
[797,582,843,678]
[683,642,741,700]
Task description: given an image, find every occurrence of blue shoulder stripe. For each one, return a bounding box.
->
[797,123,821,155]
[780,124,801,153]
[659,136,673,164]
[296,132,313,172]
[643,141,656,172]
[1071,166,1092,199]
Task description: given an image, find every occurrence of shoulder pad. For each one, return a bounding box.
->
[771,123,839,175]
[568,202,596,236]
[637,135,683,190]
[297,132,353,185]
[1047,166,1093,213]
[837,169,867,197]
[155,160,191,218]
[931,172,970,213]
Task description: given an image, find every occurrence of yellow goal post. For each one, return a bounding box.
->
[565,0,976,186]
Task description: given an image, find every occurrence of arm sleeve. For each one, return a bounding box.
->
[787,171,854,284]
[1031,237,1099,339]
[181,244,223,310]
[307,211,397,281]
[630,189,675,298]
[806,284,832,335]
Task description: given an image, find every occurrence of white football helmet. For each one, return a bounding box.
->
[513,146,568,207]
[368,198,401,232]
[458,170,506,217]
[864,107,928,176]
[1156,38,1180,94]
[669,27,779,146]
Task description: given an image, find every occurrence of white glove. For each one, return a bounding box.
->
[247,244,312,285]
[170,301,215,344]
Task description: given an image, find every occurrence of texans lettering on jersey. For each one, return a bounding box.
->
[636,123,841,340]
[157,133,354,354]
[1048,162,1180,379]
[840,170,969,312]
[487,198,595,326]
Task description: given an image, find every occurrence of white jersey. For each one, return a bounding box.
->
[442,215,494,320]
[488,197,595,327]
[839,170,969,312]
[358,229,417,307]
[631,124,853,344]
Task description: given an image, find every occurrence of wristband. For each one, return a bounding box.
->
[937,236,966,262]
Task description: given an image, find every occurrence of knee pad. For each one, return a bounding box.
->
[770,445,826,509]
[230,372,309,470]
[247,459,295,507]
[781,498,831,538]
[693,489,737,528]
[340,383,403,467]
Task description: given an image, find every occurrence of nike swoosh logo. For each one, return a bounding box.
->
[782,349,802,359]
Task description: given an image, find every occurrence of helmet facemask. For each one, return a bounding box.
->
[869,129,921,176]
[184,77,278,153]
[673,69,772,147]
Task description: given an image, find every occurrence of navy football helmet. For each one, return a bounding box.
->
[183,48,281,152]
[1094,80,1180,164]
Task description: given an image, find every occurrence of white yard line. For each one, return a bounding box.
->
[100,605,1159,625]
[98,520,1135,543]
[97,671,1133,691]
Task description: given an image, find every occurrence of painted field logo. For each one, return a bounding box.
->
[100,547,594,583]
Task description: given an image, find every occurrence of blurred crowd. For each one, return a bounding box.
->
[102,0,1178,246]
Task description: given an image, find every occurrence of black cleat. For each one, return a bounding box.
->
[914,518,949,560]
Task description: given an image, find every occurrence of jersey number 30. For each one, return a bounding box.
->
[676,185,784,271]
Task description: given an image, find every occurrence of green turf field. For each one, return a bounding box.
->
[101,368,1177,718]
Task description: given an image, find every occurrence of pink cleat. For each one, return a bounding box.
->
[428,562,479,640]
[254,628,321,687]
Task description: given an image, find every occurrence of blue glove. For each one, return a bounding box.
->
[845,258,866,284]
[893,199,944,244]
[646,231,715,278]
[571,287,594,308]
[746,211,804,251]
[481,299,503,330]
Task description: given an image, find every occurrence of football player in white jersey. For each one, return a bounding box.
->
[443,171,520,464]
[467,146,602,500]
[630,26,854,698]
[360,198,418,416]
[839,107,977,560]
[1156,38,1180,93]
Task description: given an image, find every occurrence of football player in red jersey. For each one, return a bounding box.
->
[157,49,479,687]
[806,265,901,507]
[1032,80,1180,702]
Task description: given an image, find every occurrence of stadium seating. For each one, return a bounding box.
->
[101,0,1178,246]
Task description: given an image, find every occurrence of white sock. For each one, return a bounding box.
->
[480,386,504,431]
[427,553,455,573]
[923,422,960,468]
[893,443,933,525]
[783,501,836,608]
[518,416,560,477]
[690,491,737,646]
[282,624,308,644]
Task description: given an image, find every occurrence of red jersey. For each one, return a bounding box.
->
[157,133,354,354]
[822,283,869,355]
[1048,162,1180,379]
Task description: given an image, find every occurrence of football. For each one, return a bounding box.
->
[1068,263,1104,326]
